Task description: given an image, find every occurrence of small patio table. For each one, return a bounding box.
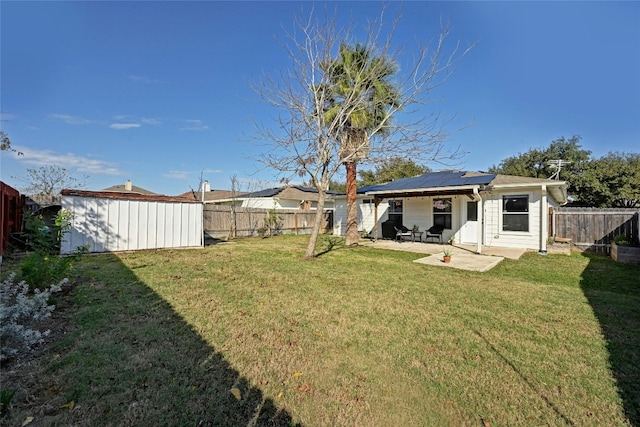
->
[412,231,423,242]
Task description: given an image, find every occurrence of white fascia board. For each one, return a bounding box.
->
[365,184,481,196]
[490,181,566,189]
[490,181,568,204]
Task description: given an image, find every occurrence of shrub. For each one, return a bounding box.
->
[612,235,630,246]
[19,209,83,288]
[0,274,65,362]
[19,252,74,289]
[259,209,283,237]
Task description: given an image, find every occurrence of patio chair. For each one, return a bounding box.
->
[394,225,412,242]
[424,225,444,244]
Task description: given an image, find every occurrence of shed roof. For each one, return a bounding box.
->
[61,189,200,203]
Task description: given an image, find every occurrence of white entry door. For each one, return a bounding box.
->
[460,201,478,244]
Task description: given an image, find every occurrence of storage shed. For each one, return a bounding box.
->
[60,189,203,254]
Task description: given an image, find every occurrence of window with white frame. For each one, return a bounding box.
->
[388,199,403,224]
[433,198,452,229]
[502,195,529,232]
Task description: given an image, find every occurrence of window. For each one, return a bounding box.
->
[467,201,478,222]
[388,199,403,224]
[433,198,452,229]
[502,195,529,232]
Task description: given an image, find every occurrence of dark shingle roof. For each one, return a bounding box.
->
[242,185,342,198]
[358,170,496,194]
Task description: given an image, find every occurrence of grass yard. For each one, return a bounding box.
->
[2,235,638,426]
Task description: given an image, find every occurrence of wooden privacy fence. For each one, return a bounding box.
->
[551,207,640,253]
[203,205,333,238]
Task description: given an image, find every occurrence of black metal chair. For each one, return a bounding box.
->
[424,225,444,244]
[394,225,412,242]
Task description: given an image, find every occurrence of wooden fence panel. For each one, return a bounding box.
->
[203,205,333,238]
[552,207,639,253]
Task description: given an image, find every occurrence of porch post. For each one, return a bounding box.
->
[540,185,548,254]
[476,189,483,254]
[373,196,380,241]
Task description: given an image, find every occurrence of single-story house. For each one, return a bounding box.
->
[333,170,568,253]
[210,185,341,211]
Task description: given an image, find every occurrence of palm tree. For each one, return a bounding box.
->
[321,43,401,245]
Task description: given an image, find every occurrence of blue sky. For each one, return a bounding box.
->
[1,1,638,196]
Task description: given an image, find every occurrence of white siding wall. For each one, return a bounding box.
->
[482,189,541,250]
[333,197,389,236]
[333,199,347,235]
[61,196,203,254]
[241,198,283,209]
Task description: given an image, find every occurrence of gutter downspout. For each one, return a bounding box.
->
[474,188,483,254]
[540,185,548,254]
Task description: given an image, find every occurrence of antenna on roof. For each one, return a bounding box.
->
[547,160,571,180]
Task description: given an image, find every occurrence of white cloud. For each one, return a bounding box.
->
[110,123,141,130]
[11,146,124,176]
[141,118,162,125]
[180,119,209,131]
[0,112,18,122]
[128,75,161,84]
[162,170,192,180]
[49,113,94,125]
[202,168,224,174]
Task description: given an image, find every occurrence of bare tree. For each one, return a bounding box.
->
[15,165,87,196]
[253,6,473,257]
[0,131,22,155]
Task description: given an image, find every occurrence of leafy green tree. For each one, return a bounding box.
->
[573,152,640,207]
[490,136,639,207]
[489,135,591,197]
[358,157,430,186]
[321,43,401,245]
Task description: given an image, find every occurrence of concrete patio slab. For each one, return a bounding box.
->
[413,252,504,272]
[359,239,527,272]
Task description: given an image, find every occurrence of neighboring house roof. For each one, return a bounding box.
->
[177,189,247,202]
[102,180,156,195]
[221,185,342,203]
[61,189,199,203]
[358,170,568,204]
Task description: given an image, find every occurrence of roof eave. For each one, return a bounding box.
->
[365,184,482,196]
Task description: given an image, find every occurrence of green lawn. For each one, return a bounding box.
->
[2,235,638,426]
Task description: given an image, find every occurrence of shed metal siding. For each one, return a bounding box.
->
[61,195,202,254]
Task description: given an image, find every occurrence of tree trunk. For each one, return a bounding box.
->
[345,161,360,246]
[304,189,327,258]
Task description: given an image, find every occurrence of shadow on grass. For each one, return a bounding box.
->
[580,253,640,426]
[314,235,346,257]
[16,253,301,427]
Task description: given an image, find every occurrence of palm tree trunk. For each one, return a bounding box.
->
[345,161,360,246]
